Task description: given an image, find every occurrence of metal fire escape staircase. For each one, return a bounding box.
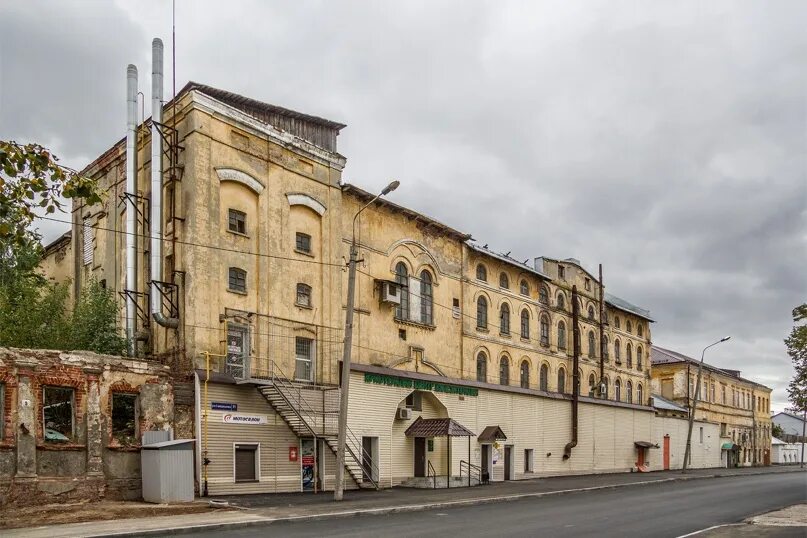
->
[251,363,379,490]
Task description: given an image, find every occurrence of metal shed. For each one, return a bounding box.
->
[141,439,195,503]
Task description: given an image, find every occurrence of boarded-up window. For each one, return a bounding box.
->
[234,444,258,482]
[83,218,93,266]
[661,379,674,400]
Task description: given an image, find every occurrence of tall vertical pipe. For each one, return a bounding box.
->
[125,64,138,355]
[598,264,604,391]
[151,38,179,329]
[564,285,580,459]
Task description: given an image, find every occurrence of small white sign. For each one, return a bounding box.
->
[222,413,267,425]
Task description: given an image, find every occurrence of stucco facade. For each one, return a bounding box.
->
[651,346,772,467]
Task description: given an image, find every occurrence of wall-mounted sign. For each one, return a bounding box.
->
[363,373,478,397]
[211,402,237,411]
[222,413,267,425]
[289,446,299,462]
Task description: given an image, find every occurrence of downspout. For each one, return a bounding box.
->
[125,64,138,355]
[598,264,604,391]
[150,37,179,329]
[564,285,580,459]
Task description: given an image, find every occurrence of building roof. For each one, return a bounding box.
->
[651,394,688,413]
[42,231,71,254]
[773,411,806,424]
[771,437,786,445]
[342,183,471,242]
[604,292,654,322]
[404,417,475,437]
[651,346,771,390]
[468,242,551,280]
[477,425,508,442]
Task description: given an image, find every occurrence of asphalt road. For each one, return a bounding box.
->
[168,472,807,538]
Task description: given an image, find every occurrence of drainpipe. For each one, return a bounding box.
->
[125,64,138,355]
[598,264,604,390]
[150,38,179,329]
[564,285,580,459]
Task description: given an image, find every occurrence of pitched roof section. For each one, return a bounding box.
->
[181,81,346,152]
[651,393,688,413]
[469,243,551,280]
[651,345,771,390]
[404,417,475,437]
[605,292,654,322]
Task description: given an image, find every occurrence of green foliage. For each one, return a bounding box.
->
[70,279,128,356]
[0,140,101,245]
[785,303,807,412]
[771,423,785,440]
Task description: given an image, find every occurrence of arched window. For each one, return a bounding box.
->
[557,368,566,394]
[395,262,409,320]
[636,346,643,371]
[588,305,595,321]
[296,283,312,307]
[588,331,596,358]
[626,320,633,334]
[558,321,567,349]
[520,309,530,339]
[588,373,596,392]
[499,272,509,289]
[476,296,488,329]
[626,342,633,368]
[602,335,609,359]
[614,338,621,363]
[540,364,549,391]
[539,285,549,305]
[540,315,550,346]
[420,270,433,325]
[520,280,529,296]
[615,379,622,402]
[228,267,247,293]
[499,357,510,386]
[556,293,566,310]
[476,264,487,282]
[637,383,643,405]
[627,380,633,404]
[637,324,644,337]
[476,352,487,382]
[615,316,621,329]
[520,361,530,388]
[602,376,609,399]
[500,303,511,335]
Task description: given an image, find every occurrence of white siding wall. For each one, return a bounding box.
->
[648,416,722,470]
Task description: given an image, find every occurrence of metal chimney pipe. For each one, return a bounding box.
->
[150,38,179,329]
[125,64,139,354]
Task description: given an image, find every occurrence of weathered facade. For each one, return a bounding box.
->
[0,348,174,506]
[650,346,772,467]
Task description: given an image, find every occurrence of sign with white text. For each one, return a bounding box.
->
[222,413,267,425]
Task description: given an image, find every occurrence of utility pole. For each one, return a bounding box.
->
[334,180,399,501]
[683,336,731,473]
[801,408,806,469]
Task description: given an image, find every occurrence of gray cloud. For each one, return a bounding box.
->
[1,0,804,409]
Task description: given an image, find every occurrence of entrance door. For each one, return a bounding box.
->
[481,444,490,482]
[663,435,670,470]
[504,446,513,481]
[414,437,426,477]
[301,438,315,491]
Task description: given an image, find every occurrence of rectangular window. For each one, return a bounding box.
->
[405,391,422,411]
[295,337,314,382]
[524,449,534,473]
[295,232,312,254]
[227,209,247,235]
[228,267,247,293]
[234,444,259,482]
[584,278,591,291]
[82,217,93,266]
[226,325,248,379]
[43,386,74,442]
[699,427,704,444]
[558,266,565,279]
[112,393,138,445]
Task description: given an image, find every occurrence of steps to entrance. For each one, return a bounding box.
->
[399,476,481,489]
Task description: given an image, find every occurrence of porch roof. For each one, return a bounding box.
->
[477,425,508,442]
[404,417,475,438]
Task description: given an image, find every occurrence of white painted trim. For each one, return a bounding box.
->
[216,168,265,195]
[232,442,261,483]
[191,91,346,170]
[286,193,326,216]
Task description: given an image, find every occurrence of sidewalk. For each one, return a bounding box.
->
[6,466,804,538]
[697,502,807,537]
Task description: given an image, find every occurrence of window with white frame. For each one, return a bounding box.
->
[82,217,93,266]
[524,449,534,473]
[394,264,435,326]
[234,443,259,482]
[520,280,529,296]
[295,336,314,382]
[226,325,249,379]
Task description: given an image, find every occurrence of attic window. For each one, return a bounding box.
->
[558,266,565,279]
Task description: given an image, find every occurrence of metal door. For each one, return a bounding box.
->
[414,437,426,477]
[504,446,512,480]
[663,435,670,470]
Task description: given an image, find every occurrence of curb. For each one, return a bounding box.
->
[26,469,806,538]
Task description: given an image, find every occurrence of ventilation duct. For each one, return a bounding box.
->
[125,64,138,354]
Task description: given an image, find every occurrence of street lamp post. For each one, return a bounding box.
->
[334,180,400,501]
[682,336,731,473]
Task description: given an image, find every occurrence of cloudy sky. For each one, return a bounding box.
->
[1,1,805,409]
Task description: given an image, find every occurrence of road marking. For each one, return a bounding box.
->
[675,524,728,537]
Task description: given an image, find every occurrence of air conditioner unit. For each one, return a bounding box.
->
[380,280,401,305]
[396,407,412,420]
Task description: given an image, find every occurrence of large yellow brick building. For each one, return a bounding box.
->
[42,47,731,494]
[650,346,772,467]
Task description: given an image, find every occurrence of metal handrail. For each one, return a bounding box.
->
[459,460,482,486]
[258,358,379,489]
[427,461,437,489]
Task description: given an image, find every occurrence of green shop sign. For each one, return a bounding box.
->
[363,373,478,397]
